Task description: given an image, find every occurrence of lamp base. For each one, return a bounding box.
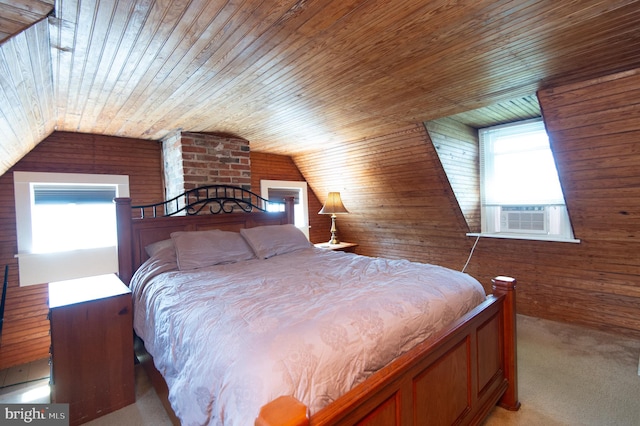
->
[328,214,340,244]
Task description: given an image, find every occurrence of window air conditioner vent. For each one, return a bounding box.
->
[500,206,547,233]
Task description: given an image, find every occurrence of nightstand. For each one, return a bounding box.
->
[49,274,135,426]
[314,241,358,252]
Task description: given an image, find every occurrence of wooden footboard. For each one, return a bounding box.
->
[257,277,519,426]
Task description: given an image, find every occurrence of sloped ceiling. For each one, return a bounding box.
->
[0,0,52,43]
[1,0,640,176]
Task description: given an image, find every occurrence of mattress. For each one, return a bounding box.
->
[130,246,486,425]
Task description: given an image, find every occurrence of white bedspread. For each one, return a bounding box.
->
[130,247,486,425]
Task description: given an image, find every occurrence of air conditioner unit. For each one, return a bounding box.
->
[500,206,547,234]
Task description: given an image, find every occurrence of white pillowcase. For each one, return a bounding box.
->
[170,230,256,270]
[144,239,174,258]
[240,224,311,259]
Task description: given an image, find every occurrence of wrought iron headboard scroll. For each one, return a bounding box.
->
[132,185,286,218]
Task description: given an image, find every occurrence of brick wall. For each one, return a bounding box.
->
[163,132,251,202]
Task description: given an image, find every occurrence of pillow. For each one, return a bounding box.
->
[144,239,174,257]
[240,224,311,259]
[170,230,256,270]
[142,239,178,272]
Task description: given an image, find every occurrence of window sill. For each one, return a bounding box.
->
[466,233,581,244]
[15,246,119,286]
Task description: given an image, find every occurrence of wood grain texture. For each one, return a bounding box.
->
[294,123,472,270]
[531,69,640,337]
[0,131,163,369]
[251,151,330,245]
[295,71,640,340]
[0,19,55,173]
[426,117,480,232]
[0,0,639,363]
[0,133,330,368]
[49,278,134,425]
[0,1,53,43]
[3,1,640,175]
[293,282,516,425]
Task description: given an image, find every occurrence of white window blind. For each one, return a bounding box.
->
[480,119,565,206]
[14,172,130,286]
[477,119,578,242]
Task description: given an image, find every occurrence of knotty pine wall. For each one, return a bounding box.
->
[294,70,640,339]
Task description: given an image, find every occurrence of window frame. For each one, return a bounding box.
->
[13,171,130,286]
[260,180,309,239]
[470,119,579,243]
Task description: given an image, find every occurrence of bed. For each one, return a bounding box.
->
[115,185,519,426]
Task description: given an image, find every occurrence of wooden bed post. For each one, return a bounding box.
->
[255,396,308,426]
[114,197,134,285]
[492,276,520,411]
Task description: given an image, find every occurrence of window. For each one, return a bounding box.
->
[260,180,309,239]
[477,119,578,242]
[14,172,130,286]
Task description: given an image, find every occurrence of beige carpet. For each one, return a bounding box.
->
[483,315,640,426]
[84,314,640,425]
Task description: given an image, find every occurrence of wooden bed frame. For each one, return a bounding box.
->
[115,187,519,426]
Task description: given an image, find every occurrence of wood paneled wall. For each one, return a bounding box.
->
[463,70,640,338]
[296,71,640,339]
[250,152,329,244]
[0,137,320,368]
[535,69,640,336]
[294,124,473,268]
[426,118,480,232]
[3,68,638,368]
[0,132,164,369]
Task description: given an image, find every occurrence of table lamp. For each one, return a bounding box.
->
[318,192,349,244]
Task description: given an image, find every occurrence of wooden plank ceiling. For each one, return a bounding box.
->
[0,0,52,43]
[1,0,640,175]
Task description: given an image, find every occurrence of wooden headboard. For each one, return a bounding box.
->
[115,188,294,284]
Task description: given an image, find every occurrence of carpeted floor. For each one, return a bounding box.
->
[483,315,640,426]
[3,314,639,425]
